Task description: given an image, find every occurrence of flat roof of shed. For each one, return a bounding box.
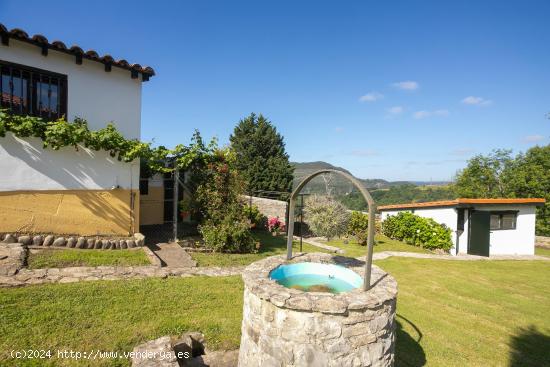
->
[378,198,546,211]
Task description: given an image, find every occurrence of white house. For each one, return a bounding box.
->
[378,198,545,256]
[0,24,154,236]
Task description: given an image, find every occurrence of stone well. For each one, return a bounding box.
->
[238,253,397,367]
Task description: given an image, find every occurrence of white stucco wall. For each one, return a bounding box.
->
[0,39,143,191]
[473,204,536,256]
[0,133,138,190]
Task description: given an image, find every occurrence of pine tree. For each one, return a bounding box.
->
[229,113,294,193]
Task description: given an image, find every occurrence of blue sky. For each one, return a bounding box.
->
[1,0,549,181]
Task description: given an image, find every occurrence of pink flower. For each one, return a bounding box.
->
[267,217,283,232]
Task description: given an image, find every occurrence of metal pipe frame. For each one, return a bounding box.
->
[285,169,377,291]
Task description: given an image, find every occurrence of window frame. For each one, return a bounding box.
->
[489,210,518,231]
[0,59,68,120]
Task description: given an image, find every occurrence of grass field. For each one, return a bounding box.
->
[0,276,243,367]
[325,235,432,257]
[535,246,550,257]
[1,258,549,366]
[27,248,151,269]
[190,231,330,267]
[381,258,550,367]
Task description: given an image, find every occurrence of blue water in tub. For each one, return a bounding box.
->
[269,262,362,294]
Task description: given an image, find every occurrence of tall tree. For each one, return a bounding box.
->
[454,149,514,198]
[506,145,550,236]
[230,113,294,193]
[454,146,550,235]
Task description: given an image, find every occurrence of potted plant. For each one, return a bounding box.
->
[179,197,194,221]
[267,217,284,236]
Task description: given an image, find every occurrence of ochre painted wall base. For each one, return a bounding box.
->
[0,189,139,236]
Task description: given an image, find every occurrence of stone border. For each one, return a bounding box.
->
[0,232,145,249]
[241,252,397,315]
[0,243,27,276]
[0,265,245,287]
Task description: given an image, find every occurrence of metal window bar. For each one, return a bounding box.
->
[0,60,66,120]
[19,70,24,113]
[56,78,61,116]
[47,76,52,119]
[29,72,33,115]
[9,66,13,110]
[38,75,42,118]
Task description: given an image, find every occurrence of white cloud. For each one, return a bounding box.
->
[359,92,384,102]
[522,135,546,143]
[413,109,450,119]
[334,127,344,133]
[461,96,492,106]
[392,81,419,90]
[387,106,404,115]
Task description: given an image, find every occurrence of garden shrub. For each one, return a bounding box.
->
[195,149,255,253]
[347,211,370,245]
[381,212,452,251]
[242,205,267,229]
[304,195,350,241]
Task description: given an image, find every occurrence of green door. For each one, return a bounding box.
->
[468,211,490,256]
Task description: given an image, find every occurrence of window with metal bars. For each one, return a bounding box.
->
[489,211,518,230]
[0,59,67,120]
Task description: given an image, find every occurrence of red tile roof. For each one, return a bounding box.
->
[378,198,546,210]
[0,23,155,80]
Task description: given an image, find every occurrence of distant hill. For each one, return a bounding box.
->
[291,161,450,194]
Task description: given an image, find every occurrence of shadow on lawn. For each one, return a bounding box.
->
[395,314,426,367]
[508,325,550,366]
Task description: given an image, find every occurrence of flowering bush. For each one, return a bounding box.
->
[381,211,452,251]
[267,217,285,233]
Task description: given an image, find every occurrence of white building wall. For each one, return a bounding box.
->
[0,39,142,191]
[473,204,536,255]
[0,133,138,190]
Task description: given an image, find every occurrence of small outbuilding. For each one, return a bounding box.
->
[378,198,545,256]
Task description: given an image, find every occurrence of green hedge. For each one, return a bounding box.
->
[381,212,453,251]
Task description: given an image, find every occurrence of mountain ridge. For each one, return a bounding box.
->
[292,161,450,194]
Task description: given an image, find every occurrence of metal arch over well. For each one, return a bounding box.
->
[286,169,377,291]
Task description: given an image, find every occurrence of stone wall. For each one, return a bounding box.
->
[0,232,145,250]
[242,196,288,223]
[238,253,397,367]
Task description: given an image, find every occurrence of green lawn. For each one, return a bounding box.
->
[190,231,330,267]
[325,235,432,258]
[1,259,549,366]
[0,276,243,367]
[379,258,550,366]
[535,246,550,257]
[27,248,151,269]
